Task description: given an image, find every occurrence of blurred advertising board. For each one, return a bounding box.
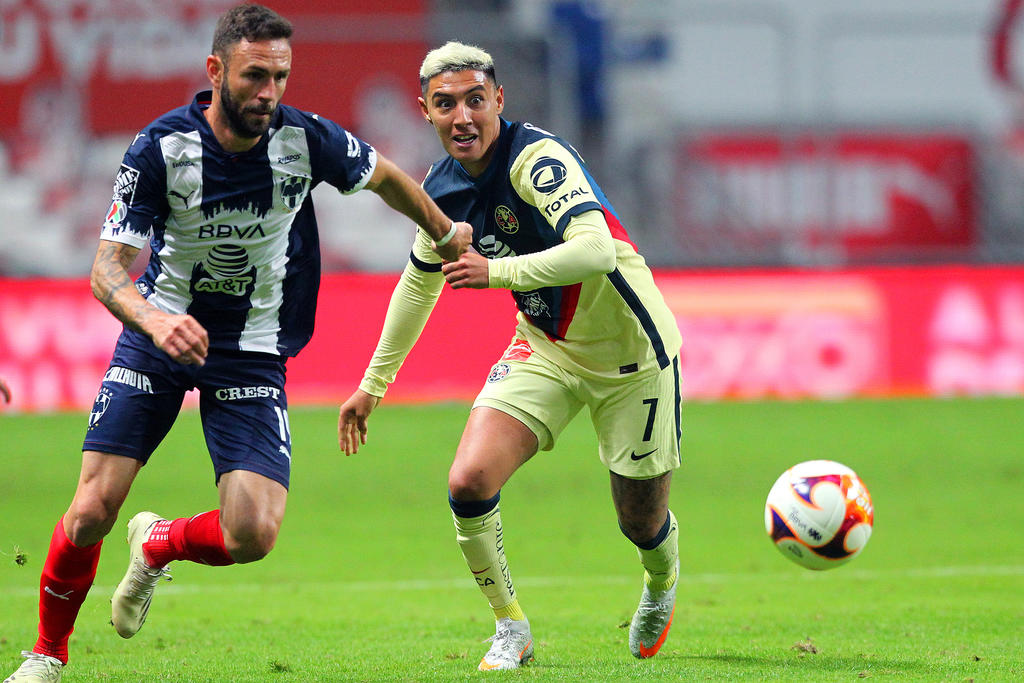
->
[2,267,1024,413]
[0,1,425,135]
[672,133,975,261]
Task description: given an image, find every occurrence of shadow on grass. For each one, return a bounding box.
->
[680,651,929,674]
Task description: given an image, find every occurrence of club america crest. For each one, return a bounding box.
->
[494,205,519,234]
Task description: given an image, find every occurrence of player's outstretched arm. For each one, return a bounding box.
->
[91,239,209,366]
[443,210,615,291]
[364,154,472,261]
[338,389,380,455]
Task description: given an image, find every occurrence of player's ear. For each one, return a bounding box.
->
[495,85,504,115]
[418,97,432,124]
[206,54,224,88]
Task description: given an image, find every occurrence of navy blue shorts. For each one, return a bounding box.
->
[83,329,292,489]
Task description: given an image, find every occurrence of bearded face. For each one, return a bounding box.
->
[220,73,276,139]
[209,37,291,144]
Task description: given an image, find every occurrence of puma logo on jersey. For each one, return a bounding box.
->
[169,188,196,208]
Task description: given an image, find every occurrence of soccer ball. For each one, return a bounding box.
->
[764,460,874,570]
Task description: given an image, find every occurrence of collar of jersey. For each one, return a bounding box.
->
[190,90,277,158]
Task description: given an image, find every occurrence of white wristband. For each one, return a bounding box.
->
[435,221,458,246]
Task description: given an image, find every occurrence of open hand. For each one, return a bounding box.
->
[338,389,381,455]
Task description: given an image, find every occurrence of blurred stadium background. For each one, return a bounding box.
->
[3,0,1024,411]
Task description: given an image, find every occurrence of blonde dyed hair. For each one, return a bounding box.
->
[419,41,496,92]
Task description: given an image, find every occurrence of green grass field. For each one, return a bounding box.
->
[2,397,1022,682]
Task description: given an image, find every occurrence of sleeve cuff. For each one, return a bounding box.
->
[358,375,388,398]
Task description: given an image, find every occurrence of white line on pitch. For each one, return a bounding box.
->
[3,564,1023,599]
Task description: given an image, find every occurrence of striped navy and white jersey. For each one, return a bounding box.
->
[100,90,377,357]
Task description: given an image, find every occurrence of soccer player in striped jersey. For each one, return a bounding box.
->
[4,6,471,683]
[339,41,683,670]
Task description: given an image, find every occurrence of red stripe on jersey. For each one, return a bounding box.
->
[501,338,534,361]
[604,208,637,252]
[554,283,582,341]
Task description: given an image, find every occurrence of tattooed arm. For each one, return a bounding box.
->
[90,239,209,366]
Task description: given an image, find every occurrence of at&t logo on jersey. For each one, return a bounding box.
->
[191,244,256,296]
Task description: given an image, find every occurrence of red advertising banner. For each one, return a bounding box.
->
[0,1,425,135]
[677,133,976,258]
[3,267,1024,413]
[0,274,514,413]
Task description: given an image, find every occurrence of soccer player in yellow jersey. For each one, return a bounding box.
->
[339,41,684,670]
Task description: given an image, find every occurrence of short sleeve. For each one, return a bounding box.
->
[307,114,378,195]
[100,135,167,249]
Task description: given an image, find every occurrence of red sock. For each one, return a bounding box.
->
[35,518,102,664]
[143,510,234,567]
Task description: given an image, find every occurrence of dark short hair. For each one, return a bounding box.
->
[212,4,293,61]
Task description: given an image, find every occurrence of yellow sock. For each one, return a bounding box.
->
[637,510,679,591]
[494,599,525,621]
[453,504,519,613]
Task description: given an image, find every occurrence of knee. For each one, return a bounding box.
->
[65,496,121,546]
[448,466,494,502]
[619,509,673,549]
[222,517,279,564]
[620,519,662,547]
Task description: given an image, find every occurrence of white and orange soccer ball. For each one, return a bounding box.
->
[764,460,874,570]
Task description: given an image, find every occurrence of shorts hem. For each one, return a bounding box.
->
[214,464,290,491]
[472,397,554,451]
[606,461,680,479]
[82,442,149,463]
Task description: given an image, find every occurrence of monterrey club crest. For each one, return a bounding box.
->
[89,388,113,428]
[494,205,519,234]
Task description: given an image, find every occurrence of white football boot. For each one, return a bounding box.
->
[4,651,63,682]
[110,511,171,638]
[628,560,679,658]
[478,617,534,671]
